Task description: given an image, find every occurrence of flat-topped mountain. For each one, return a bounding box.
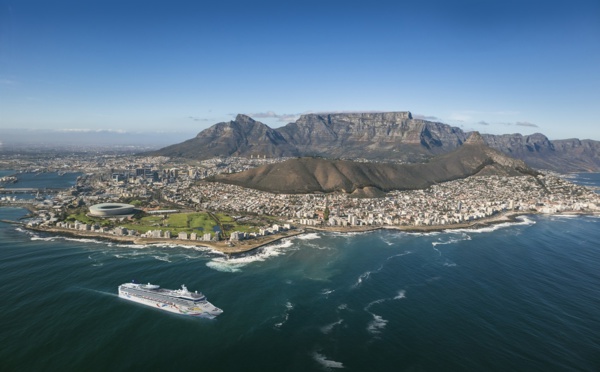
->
[277,112,466,161]
[210,132,538,196]
[150,112,600,172]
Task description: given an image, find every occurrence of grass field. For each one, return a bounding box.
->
[128,212,262,237]
[68,210,269,238]
[66,212,112,226]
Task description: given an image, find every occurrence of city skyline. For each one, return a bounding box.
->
[1,0,599,143]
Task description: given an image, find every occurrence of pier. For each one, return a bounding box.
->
[0,188,62,195]
[0,219,24,225]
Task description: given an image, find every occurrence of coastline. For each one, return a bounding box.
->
[305,210,533,234]
[24,225,308,255]
[14,210,598,255]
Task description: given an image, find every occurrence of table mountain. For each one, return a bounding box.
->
[277,112,467,162]
[150,112,600,172]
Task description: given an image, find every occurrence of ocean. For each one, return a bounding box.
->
[1,173,599,371]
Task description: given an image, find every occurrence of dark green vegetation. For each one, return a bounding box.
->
[150,112,600,172]
[210,133,538,195]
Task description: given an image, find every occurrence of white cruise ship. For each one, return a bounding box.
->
[118,282,223,318]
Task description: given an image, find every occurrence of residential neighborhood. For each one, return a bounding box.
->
[1,153,599,247]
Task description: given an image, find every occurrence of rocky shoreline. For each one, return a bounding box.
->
[19,210,597,255]
[25,225,307,255]
[306,210,534,234]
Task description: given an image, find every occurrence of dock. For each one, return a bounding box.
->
[0,188,62,194]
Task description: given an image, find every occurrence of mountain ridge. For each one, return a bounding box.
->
[150,112,600,172]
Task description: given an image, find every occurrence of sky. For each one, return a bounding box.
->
[1,0,599,146]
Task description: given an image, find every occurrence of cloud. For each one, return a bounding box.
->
[515,121,538,128]
[450,110,521,124]
[475,120,537,128]
[457,110,520,116]
[56,128,127,134]
[247,111,302,122]
[414,114,440,121]
[188,116,209,122]
[449,112,471,122]
[0,128,195,148]
[312,110,393,115]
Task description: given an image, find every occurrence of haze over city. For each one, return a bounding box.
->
[1,0,599,146]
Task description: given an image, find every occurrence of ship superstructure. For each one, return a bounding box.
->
[118,282,223,318]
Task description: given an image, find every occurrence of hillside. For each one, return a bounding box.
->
[210,133,537,195]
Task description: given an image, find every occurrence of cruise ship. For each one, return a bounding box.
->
[118,282,223,318]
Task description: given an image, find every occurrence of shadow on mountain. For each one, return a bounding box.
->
[209,132,539,195]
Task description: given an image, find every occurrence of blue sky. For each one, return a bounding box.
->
[1,0,599,143]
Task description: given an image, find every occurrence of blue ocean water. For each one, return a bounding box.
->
[1,174,600,371]
[1,171,81,200]
[10,171,82,189]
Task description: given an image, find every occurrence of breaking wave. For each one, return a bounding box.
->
[353,267,379,288]
[367,314,388,334]
[330,230,377,238]
[206,239,295,272]
[432,233,471,247]
[152,255,171,263]
[321,288,335,296]
[393,290,406,300]
[64,237,106,244]
[320,319,344,334]
[295,233,321,240]
[406,231,441,237]
[387,251,412,260]
[274,301,294,328]
[312,352,344,369]
[451,216,535,234]
[353,251,412,288]
[113,253,144,260]
[30,236,57,242]
[364,290,407,334]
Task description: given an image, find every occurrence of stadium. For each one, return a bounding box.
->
[88,203,136,217]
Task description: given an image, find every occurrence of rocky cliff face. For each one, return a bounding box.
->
[481,133,600,172]
[153,114,298,159]
[276,112,467,161]
[150,112,600,172]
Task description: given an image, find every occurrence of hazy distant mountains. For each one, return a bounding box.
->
[211,132,538,195]
[151,112,600,172]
